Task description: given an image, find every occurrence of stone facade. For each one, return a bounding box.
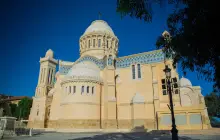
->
[28,20,210,131]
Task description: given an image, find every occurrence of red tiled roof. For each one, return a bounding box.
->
[0,96,31,103]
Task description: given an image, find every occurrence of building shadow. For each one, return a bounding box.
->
[67,131,198,140]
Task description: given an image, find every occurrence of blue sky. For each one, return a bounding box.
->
[0,0,214,97]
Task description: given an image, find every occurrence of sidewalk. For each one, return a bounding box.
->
[179,128,220,135]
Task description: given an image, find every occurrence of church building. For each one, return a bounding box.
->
[28,20,210,130]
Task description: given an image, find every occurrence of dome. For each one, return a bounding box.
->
[180,77,192,87]
[84,20,115,36]
[63,61,102,83]
[45,49,54,58]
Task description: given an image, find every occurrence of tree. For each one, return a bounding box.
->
[117,0,220,91]
[156,0,220,91]
[0,94,12,117]
[9,103,17,117]
[205,92,220,117]
[17,97,32,120]
[116,0,156,22]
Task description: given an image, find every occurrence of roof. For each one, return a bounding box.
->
[83,20,115,36]
[0,96,31,103]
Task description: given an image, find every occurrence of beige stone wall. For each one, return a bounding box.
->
[157,106,210,130]
[48,119,100,129]
[61,82,101,105]
[49,75,62,120]
[28,120,44,128]
[28,97,46,122]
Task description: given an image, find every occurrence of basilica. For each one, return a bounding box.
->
[28,20,210,130]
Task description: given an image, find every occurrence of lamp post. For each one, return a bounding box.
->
[163,65,178,140]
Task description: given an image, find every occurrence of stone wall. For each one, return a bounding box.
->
[28,121,44,128]
[48,119,100,129]
[29,119,157,130]
[117,119,132,129]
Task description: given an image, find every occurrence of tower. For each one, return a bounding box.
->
[35,49,58,97]
[28,49,58,128]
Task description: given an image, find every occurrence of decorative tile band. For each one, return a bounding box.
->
[116,51,164,68]
[59,50,165,74]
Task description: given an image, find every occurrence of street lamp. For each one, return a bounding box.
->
[163,65,179,140]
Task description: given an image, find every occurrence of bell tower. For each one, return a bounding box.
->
[35,49,58,97]
[28,49,58,128]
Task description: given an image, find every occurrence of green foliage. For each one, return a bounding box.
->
[9,103,17,117]
[156,0,220,91]
[205,93,220,117]
[117,0,219,91]
[17,97,32,120]
[116,0,157,22]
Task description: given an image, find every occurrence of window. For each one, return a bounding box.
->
[161,79,167,95]
[81,86,84,94]
[163,90,167,95]
[40,68,43,83]
[48,68,51,84]
[43,68,46,83]
[88,40,90,48]
[87,86,89,93]
[93,39,95,47]
[172,77,179,94]
[73,86,76,93]
[174,89,179,94]
[98,39,101,47]
[92,87,94,94]
[107,40,108,48]
[37,110,39,116]
[69,86,71,94]
[132,65,135,79]
[50,69,53,84]
[137,64,141,78]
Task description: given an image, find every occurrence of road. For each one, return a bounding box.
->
[3,132,220,140]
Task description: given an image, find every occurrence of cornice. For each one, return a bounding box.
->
[61,76,103,85]
[40,56,58,64]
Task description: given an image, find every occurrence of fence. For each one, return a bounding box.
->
[0,118,32,139]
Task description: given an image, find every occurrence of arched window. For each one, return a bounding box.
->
[98,39,101,47]
[73,86,76,93]
[137,64,141,78]
[87,86,89,93]
[48,68,51,84]
[93,39,95,47]
[81,86,84,94]
[92,87,94,94]
[132,65,135,79]
[69,86,71,94]
[37,109,39,116]
[50,69,54,84]
[107,40,109,48]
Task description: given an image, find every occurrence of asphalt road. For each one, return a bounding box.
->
[3,132,220,140]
